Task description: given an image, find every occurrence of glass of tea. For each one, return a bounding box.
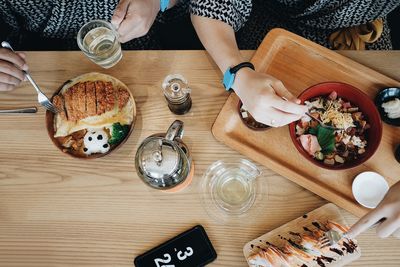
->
[202,159,261,217]
[77,20,122,69]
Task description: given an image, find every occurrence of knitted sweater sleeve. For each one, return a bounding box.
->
[189,0,252,31]
[293,0,400,29]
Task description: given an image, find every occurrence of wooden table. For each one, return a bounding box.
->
[0,51,399,267]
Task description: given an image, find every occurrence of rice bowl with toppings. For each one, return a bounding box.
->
[296,91,369,166]
[289,82,382,170]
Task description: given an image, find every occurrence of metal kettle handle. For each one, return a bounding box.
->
[165,120,184,141]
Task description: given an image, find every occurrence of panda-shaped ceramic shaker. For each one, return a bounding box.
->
[135,120,194,192]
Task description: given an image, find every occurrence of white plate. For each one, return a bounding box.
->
[352,171,389,209]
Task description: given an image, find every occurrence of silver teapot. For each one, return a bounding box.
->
[135,120,194,192]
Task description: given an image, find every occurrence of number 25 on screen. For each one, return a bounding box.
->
[154,247,194,267]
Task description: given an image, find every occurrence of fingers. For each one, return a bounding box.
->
[0,83,15,91]
[376,216,400,238]
[0,71,20,91]
[17,52,26,60]
[236,71,306,127]
[393,228,400,239]
[112,0,158,43]
[253,107,303,127]
[0,60,26,81]
[118,11,150,42]
[0,49,28,90]
[111,0,131,28]
[271,80,300,104]
[118,19,146,43]
[269,93,308,115]
[0,48,27,70]
[0,72,22,85]
[347,208,386,239]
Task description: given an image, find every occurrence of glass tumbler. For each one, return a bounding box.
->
[77,20,122,69]
[202,159,261,218]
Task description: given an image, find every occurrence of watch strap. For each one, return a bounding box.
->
[223,62,255,91]
[160,0,169,12]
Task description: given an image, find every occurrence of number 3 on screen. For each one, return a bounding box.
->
[154,253,174,267]
[177,247,193,261]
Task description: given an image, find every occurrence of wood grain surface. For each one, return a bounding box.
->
[213,29,400,217]
[0,50,399,267]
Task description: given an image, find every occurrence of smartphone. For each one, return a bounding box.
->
[134,225,217,267]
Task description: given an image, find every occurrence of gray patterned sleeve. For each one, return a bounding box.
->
[0,2,24,45]
[294,0,400,29]
[0,2,19,39]
[0,17,11,42]
[190,0,252,31]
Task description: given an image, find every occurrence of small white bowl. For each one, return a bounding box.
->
[352,171,389,209]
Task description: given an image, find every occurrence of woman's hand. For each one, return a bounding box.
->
[0,48,27,91]
[111,0,160,43]
[233,68,308,127]
[347,180,400,239]
[191,15,306,127]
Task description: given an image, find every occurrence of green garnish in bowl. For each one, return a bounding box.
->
[109,122,130,145]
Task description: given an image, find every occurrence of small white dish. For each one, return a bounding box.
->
[352,171,389,209]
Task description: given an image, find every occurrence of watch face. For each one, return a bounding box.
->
[134,225,217,267]
[223,69,235,91]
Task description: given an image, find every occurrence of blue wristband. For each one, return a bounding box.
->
[223,69,235,91]
[222,62,255,91]
[160,0,169,12]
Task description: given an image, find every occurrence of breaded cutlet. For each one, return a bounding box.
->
[105,82,115,111]
[52,95,67,120]
[117,88,130,110]
[95,81,106,115]
[76,82,86,120]
[85,81,97,116]
[63,85,76,121]
[59,80,131,122]
[70,85,82,120]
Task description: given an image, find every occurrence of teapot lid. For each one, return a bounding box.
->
[137,138,180,179]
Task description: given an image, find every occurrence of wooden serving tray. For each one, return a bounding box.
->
[243,203,361,267]
[212,29,400,217]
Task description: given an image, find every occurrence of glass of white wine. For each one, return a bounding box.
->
[77,20,122,69]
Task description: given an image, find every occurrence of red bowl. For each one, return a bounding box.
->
[289,82,382,170]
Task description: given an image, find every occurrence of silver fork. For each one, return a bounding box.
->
[318,218,386,248]
[1,41,59,114]
[318,229,346,249]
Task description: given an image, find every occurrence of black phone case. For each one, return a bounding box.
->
[134,225,217,267]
